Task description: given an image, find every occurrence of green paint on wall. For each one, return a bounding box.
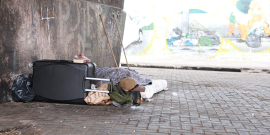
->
[142,22,154,30]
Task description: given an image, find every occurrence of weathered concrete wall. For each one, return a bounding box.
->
[86,0,124,9]
[0,0,126,103]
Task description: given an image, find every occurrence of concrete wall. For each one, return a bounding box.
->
[0,0,125,103]
[86,0,124,9]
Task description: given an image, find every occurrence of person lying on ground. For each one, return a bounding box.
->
[95,67,152,88]
[109,77,145,107]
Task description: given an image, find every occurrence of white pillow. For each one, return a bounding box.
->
[140,80,167,99]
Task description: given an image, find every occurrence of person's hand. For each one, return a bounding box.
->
[132,86,145,92]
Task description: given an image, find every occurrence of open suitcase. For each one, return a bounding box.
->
[32,60,112,104]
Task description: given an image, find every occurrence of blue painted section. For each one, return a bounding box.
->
[179,9,207,14]
[236,0,252,14]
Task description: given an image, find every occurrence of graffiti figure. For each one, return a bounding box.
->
[227,12,239,36]
[237,0,270,43]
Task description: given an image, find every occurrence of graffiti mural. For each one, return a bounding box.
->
[211,0,270,60]
[123,0,270,61]
[122,0,154,56]
[166,9,222,59]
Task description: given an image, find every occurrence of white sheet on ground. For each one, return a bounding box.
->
[140,80,167,99]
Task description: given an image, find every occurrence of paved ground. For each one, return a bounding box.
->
[1,67,270,135]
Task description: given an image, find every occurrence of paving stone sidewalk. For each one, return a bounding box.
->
[1,67,270,135]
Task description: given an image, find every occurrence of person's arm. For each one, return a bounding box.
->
[132,86,145,92]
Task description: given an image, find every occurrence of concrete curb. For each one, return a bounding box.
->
[121,64,270,74]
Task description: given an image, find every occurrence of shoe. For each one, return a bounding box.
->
[121,104,131,108]
[237,39,245,43]
[112,101,122,107]
[112,101,131,108]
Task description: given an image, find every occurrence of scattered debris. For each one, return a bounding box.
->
[145,99,153,102]
[172,92,178,96]
[0,125,34,134]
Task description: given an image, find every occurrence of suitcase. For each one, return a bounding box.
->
[32,60,112,104]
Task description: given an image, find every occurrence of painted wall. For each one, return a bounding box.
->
[0,0,125,103]
[123,0,270,61]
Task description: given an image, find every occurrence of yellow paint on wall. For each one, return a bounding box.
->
[209,38,270,59]
[220,49,229,53]
[138,0,156,56]
[132,0,270,58]
[260,48,270,53]
[163,2,235,58]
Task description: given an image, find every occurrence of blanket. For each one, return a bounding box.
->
[95,67,152,87]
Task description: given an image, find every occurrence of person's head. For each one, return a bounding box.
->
[119,77,137,91]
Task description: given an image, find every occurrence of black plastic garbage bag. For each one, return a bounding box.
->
[11,74,35,103]
[246,34,261,48]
